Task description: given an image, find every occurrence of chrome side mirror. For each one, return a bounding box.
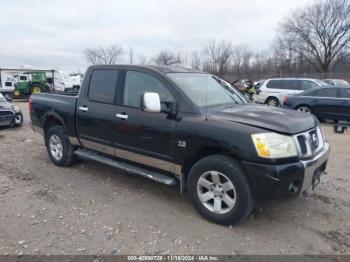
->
[142,92,161,113]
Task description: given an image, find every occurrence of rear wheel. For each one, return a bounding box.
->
[31,86,42,94]
[296,105,311,113]
[188,155,255,225]
[13,90,21,97]
[265,97,279,106]
[45,126,76,166]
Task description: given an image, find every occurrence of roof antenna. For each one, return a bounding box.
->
[205,74,208,121]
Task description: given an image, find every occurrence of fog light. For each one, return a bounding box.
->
[288,180,300,195]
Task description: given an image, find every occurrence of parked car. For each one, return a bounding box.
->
[282,87,350,122]
[30,65,329,225]
[255,78,327,106]
[322,79,350,87]
[212,76,251,103]
[0,92,23,127]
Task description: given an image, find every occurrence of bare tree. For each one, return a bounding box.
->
[128,47,134,64]
[190,51,201,70]
[138,55,148,65]
[153,50,183,66]
[279,0,350,73]
[84,44,124,65]
[203,40,232,76]
[251,50,274,78]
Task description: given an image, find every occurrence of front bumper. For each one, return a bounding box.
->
[242,143,330,200]
[254,94,267,104]
[0,113,15,127]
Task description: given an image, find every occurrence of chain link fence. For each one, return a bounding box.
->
[222,72,350,83]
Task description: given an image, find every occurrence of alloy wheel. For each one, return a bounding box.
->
[197,171,237,214]
[14,114,22,125]
[267,99,278,106]
[49,135,63,161]
[297,106,311,113]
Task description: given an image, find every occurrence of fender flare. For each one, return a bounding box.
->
[43,110,66,133]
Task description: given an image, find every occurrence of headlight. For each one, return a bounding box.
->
[318,127,325,143]
[251,132,298,159]
[13,105,20,112]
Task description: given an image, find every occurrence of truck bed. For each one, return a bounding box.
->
[30,92,78,139]
[51,90,79,96]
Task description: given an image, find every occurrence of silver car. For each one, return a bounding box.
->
[255,78,326,106]
[323,79,350,87]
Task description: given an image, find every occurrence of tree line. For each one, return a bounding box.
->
[84,0,350,81]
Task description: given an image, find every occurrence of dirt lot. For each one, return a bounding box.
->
[0,102,349,255]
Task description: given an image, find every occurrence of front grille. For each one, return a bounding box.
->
[294,127,324,158]
[297,135,308,155]
[0,110,14,117]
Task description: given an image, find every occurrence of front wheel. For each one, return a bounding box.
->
[188,155,255,225]
[45,126,76,166]
[265,97,279,106]
[13,113,23,127]
[296,105,311,114]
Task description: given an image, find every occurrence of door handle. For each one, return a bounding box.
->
[78,106,88,112]
[116,113,128,120]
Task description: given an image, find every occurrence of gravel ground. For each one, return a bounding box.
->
[0,102,349,255]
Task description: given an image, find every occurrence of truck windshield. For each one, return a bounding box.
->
[168,73,244,108]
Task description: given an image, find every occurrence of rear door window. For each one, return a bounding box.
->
[283,80,302,90]
[339,88,350,98]
[266,80,283,89]
[311,88,337,98]
[88,69,119,104]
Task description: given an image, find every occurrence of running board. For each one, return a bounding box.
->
[74,149,178,186]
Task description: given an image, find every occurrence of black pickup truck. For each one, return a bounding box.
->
[30,65,330,225]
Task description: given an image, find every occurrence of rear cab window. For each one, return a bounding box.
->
[88,70,119,104]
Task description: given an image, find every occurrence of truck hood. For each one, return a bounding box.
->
[0,102,13,111]
[210,104,318,135]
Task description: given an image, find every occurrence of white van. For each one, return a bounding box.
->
[255,78,327,106]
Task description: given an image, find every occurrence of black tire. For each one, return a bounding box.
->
[13,90,21,97]
[45,125,76,167]
[296,105,311,114]
[13,113,23,127]
[31,86,42,94]
[265,97,279,106]
[187,155,255,225]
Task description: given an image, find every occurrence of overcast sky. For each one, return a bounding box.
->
[0,0,310,72]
